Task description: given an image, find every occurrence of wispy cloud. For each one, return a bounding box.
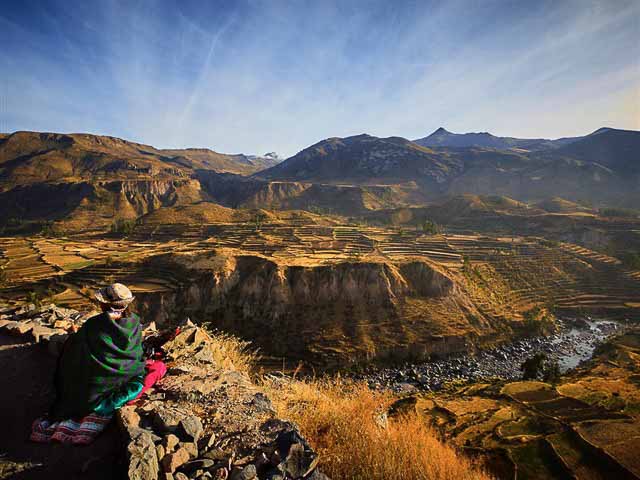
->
[1,0,638,156]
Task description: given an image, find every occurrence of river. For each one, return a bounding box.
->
[355,318,622,392]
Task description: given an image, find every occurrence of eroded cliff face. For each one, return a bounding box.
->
[106,179,205,217]
[134,251,491,367]
[0,178,206,231]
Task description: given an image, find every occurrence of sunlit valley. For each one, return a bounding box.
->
[1,1,639,479]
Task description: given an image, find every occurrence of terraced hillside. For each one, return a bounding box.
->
[415,329,640,479]
[1,219,639,365]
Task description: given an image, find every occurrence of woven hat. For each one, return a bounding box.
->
[95,283,135,310]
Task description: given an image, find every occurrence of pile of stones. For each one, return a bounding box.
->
[0,302,96,354]
[0,302,327,480]
[117,323,328,480]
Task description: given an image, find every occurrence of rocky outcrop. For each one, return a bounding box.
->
[117,322,328,480]
[0,302,95,354]
[0,303,328,480]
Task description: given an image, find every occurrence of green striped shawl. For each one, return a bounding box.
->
[51,312,145,420]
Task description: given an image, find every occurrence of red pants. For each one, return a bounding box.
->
[128,360,167,404]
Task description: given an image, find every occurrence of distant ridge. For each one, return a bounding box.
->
[413,127,581,150]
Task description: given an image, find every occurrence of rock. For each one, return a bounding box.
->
[388,396,418,418]
[229,464,257,480]
[178,415,203,443]
[282,442,318,478]
[153,408,187,434]
[29,325,55,343]
[194,347,215,364]
[275,430,318,478]
[202,448,227,461]
[53,319,72,330]
[250,393,274,414]
[163,434,180,453]
[119,406,141,433]
[162,447,191,473]
[126,428,160,480]
[181,459,215,473]
[203,432,216,450]
[7,320,35,335]
[181,442,198,459]
[156,444,166,462]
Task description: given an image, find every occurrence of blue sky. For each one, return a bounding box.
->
[1,0,638,157]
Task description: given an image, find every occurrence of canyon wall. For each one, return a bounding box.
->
[133,251,496,367]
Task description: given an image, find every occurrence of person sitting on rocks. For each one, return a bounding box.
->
[31,283,166,445]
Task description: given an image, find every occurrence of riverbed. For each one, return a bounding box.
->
[355,318,622,392]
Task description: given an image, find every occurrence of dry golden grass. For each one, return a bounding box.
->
[265,378,492,480]
[202,327,259,374]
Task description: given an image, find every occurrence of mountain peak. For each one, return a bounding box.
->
[433,127,451,135]
[590,127,614,136]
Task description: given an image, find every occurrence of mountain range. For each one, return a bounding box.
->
[412,127,587,150]
[0,126,638,231]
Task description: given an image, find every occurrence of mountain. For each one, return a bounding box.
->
[549,127,640,174]
[413,127,581,150]
[0,127,637,232]
[244,152,282,169]
[252,128,639,208]
[0,131,276,231]
[255,134,465,185]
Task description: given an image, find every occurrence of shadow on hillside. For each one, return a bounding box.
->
[0,335,123,480]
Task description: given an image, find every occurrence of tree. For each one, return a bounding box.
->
[521,353,547,380]
[421,219,440,235]
[253,212,268,232]
[543,360,561,384]
[111,219,137,236]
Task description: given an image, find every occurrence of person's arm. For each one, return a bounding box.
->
[93,376,144,416]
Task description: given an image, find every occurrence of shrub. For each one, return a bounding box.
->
[40,221,66,237]
[543,360,561,384]
[26,291,42,308]
[522,306,555,335]
[521,353,547,380]
[111,219,137,235]
[265,378,492,480]
[421,219,440,235]
[621,252,640,270]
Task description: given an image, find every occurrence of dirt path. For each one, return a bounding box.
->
[0,334,123,479]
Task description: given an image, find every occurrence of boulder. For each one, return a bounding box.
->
[118,406,141,435]
[229,464,257,480]
[153,408,187,434]
[181,442,198,459]
[177,415,203,443]
[161,447,191,473]
[181,458,215,474]
[163,433,180,453]
[126,428,160,480]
